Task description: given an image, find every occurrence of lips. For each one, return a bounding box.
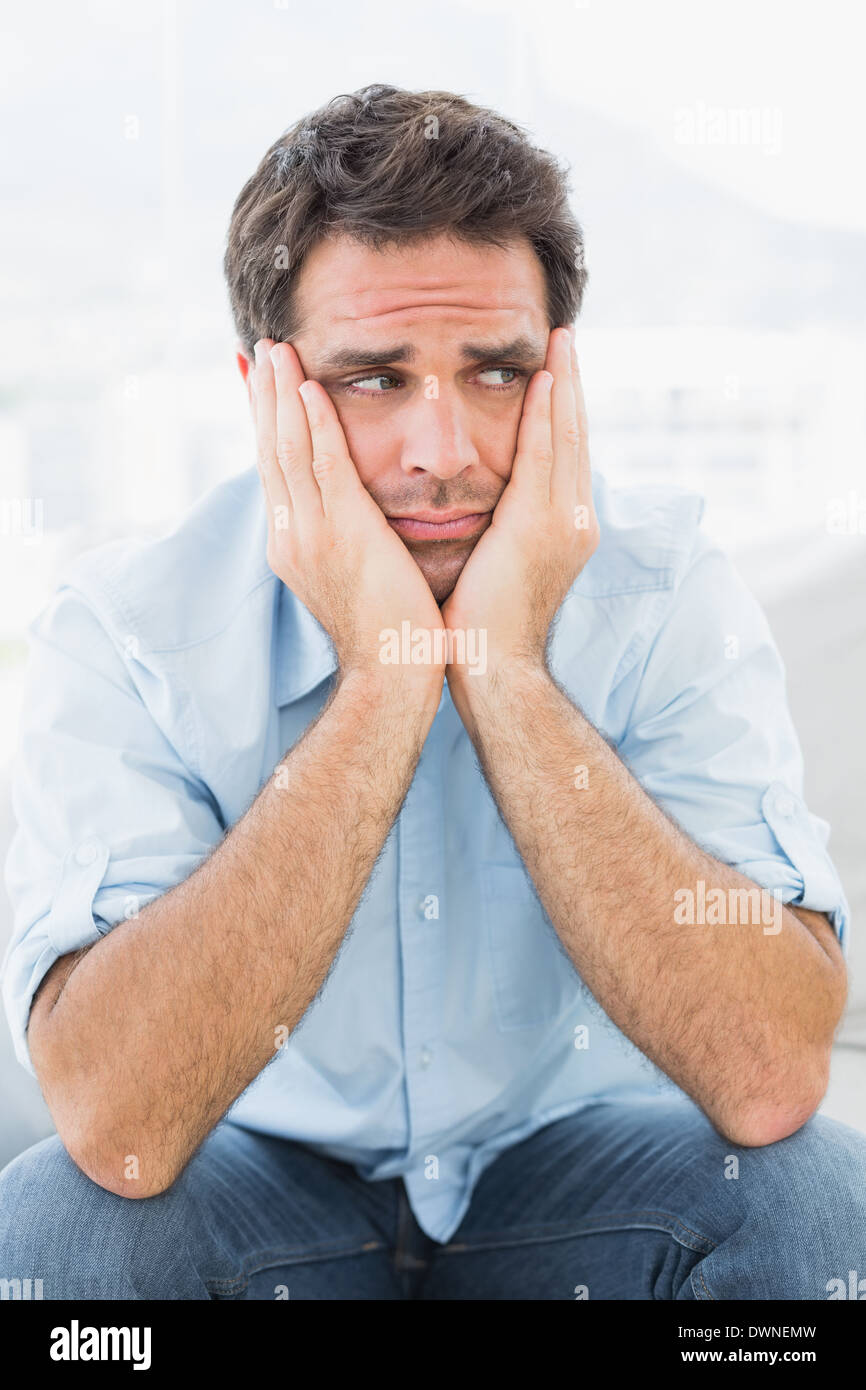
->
[386,511,492,540]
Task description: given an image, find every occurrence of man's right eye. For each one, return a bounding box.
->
[342,374,403,397]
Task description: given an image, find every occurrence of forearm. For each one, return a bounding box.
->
[449,663,846,1144]
[31,668,440,1197]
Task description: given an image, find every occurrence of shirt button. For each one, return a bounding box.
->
[420,1046,434,1068]
[774,791,795,818]
[75,840,99,867]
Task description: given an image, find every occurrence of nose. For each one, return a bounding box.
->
[398,389,481,481]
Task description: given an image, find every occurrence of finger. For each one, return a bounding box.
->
[269,342,323,522]
[295,377,367,524]
[253,339,291,532]
[550,326,580,513]
[510,368,554,506]
[570,334,593,508]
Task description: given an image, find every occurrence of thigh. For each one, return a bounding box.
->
[421,1095,866,1300]
[0,1121,403,1300]
[181,1122,405,1300]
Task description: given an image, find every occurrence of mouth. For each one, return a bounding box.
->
[386,510,492,541]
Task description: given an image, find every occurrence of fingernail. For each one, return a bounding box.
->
[254,341,266,365]
[298,381,313,403]
[541,371,554,391]
[269,346,282,369]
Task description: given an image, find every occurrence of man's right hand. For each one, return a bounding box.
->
[253,338,445,692]
[25,339,450,1204]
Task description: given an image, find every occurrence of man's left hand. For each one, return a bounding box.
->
[441,325,599,683]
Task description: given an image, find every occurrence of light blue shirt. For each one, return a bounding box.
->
[2,466,849,1243]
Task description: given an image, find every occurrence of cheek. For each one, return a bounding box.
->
[488,447,515,483]
[333,406,398,486]
[485,410,522,480]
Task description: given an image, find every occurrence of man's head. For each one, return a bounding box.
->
[225,84,587,602]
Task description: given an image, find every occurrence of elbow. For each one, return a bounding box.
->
[717,1050,832,1149]
[51,1107,182,1201]
[30,992,184,1200]
[64,1130,180,1200]
[34,1066,181,1201]
[721,1102,818,1149]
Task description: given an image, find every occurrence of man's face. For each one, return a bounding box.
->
[242,232,551,603]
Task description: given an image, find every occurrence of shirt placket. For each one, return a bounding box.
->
[396,721,448,1152]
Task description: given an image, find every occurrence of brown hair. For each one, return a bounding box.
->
[224,83,587,355]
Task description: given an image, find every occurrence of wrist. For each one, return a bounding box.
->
[447,657,553,743]
[336,662,444,721]
[448,651,550,698]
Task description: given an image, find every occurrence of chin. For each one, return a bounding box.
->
[420,570,457,606]
[433,581,458,607]
[414,553,469,606]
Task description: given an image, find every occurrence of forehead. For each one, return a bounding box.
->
[290,232,549,352]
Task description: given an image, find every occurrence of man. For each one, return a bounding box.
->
[0,84,863,1301]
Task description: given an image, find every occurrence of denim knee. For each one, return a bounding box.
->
[0,1134,212,1300]
[699,1111,866,1299]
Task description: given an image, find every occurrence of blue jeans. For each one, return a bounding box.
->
[1,1095,865,1299]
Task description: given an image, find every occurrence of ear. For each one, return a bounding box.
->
[236,344,256,421]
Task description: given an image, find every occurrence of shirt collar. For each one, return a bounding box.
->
[275,580,339,706]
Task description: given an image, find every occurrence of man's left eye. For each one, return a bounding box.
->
[476,366,524,389]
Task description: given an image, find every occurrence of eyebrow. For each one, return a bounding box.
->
[310,335,547,373]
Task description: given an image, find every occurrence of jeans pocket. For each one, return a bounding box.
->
[482,862,578,1031]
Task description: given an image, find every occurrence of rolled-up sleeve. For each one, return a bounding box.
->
[618,535,851,954]
[2,583,225,1076]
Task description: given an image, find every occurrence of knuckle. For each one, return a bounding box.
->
[564,419,582,449]
[530,445,554,467]
[276,440,301,471]
[312,451,338,478]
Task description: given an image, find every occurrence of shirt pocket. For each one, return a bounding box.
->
[482,861,579,1031]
